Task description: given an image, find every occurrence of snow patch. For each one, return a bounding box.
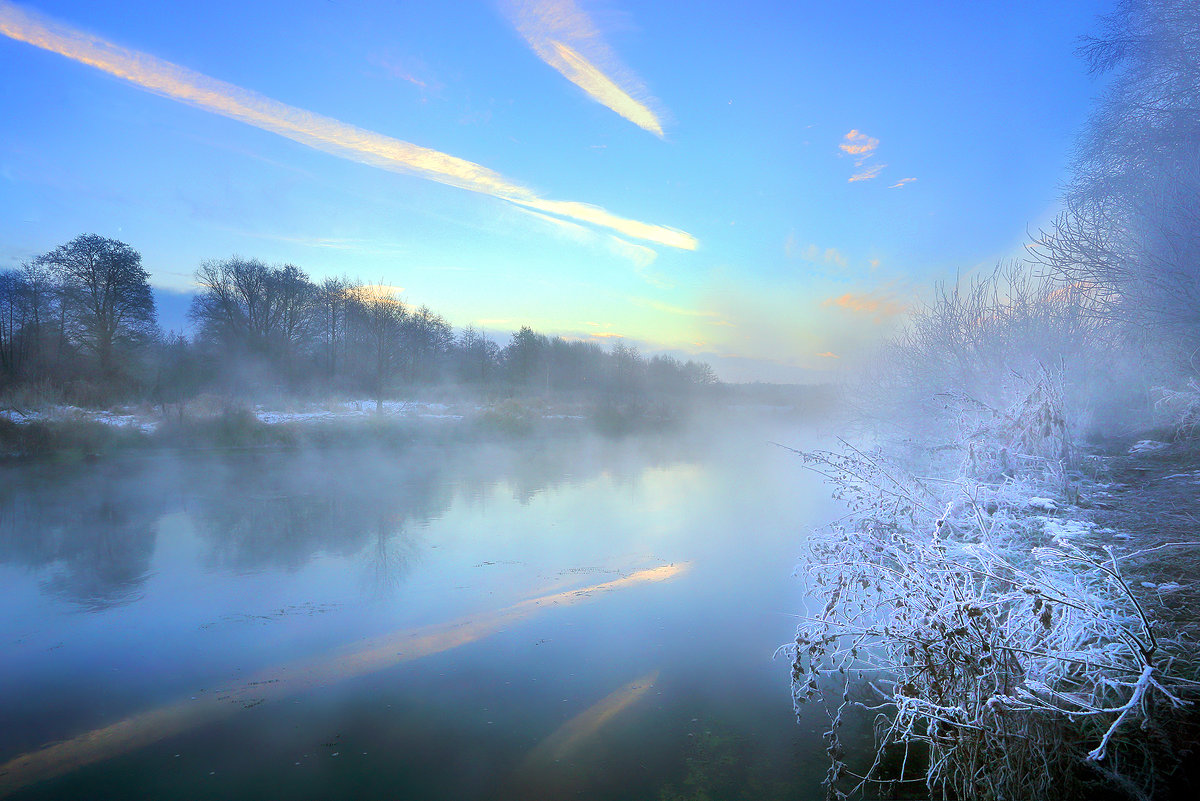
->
[1043,518,1096,545]
[1027,497,1058,512]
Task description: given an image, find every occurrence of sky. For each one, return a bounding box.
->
[0,0,1110,382]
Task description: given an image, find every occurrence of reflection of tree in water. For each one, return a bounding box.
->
[364,513,421,597]
[190,452,455,588]
[0,463,166,610]
[0,434,706,606]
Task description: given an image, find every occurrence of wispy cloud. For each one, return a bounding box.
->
[501,0,664,137]
[839,129,888,183]
[785,234,847,268]
[513,205,663,269]
[816,351,840,358]
[849,163,886,183]
[0,1,695,249]
[889,177,916,189]
[607,235,659,270]
[212,226,411,257]
[368,52,443,93]
[822,290,907,321]
[802,243,847,267]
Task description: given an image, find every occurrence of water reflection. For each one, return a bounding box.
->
[0,465,163,610]
[0,438,702,608]
[190,454,448,577]
[0,427,826,800]
[0,565,688,796]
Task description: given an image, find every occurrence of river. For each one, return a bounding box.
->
[0,419,844,800]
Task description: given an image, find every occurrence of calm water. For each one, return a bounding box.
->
[0,422,842,800]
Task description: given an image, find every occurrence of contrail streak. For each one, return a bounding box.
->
[0,1,694,249]
[0,562,690,796]
[502,0,665,137]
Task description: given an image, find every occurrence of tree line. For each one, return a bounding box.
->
[0,239,717,408]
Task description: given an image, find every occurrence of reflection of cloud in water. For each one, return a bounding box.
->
[0,564,688,796]
[518,669,660,780]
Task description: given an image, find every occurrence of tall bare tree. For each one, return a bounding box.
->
[35,234,156,378]
[346,284,406,412]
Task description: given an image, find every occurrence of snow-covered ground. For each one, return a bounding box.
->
[0,405,158,433]
[252,400,469,424]
[0,399,591,432]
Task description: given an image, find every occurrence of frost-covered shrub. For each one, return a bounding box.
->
[1155,379,1200,440]
[788,443,1197,801]
[854,263,1103,450]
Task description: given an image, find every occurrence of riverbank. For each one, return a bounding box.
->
[791,427,1200,800]
[0,392,830,461]
[0,398,652,461]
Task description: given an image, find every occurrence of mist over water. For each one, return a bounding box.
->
[0,420,843,800]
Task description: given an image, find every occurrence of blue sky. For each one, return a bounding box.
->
[0,0,1108,381]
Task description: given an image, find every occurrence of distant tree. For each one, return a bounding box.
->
[35,234,156,378]
[682,359,718,387]
[189,257,317,389]
[503,326,548,388]
[270,264,316,357]
[456,326,500,384]
[401,305,453,383]
[315,277,350,381]
[610,341,645,394]
[346,285,406,412]
[192,258,283,354]
[546,337,603,391]
[0,269,23,380]
[151,333,204,420]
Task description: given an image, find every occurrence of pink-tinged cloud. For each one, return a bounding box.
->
[889,177,916,189]
[0,1,695,250]
[838,129,879,159]
[590,331,624,339]
[501,0,664,137]
[838,129,896,183]
[816,351,840,358]
[849,163,886,183]
[822,291,907,320]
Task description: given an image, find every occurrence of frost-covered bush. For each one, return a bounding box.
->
[853,263,1104,449]
[788,443,1197,800]
[1155,379,1200,440]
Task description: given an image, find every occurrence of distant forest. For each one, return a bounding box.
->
[0,236,718,408]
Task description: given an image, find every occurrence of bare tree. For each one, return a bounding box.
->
[456,325,499,385]
[346,284,406,412]
[35,234,156,378]
[189,257,317,388]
